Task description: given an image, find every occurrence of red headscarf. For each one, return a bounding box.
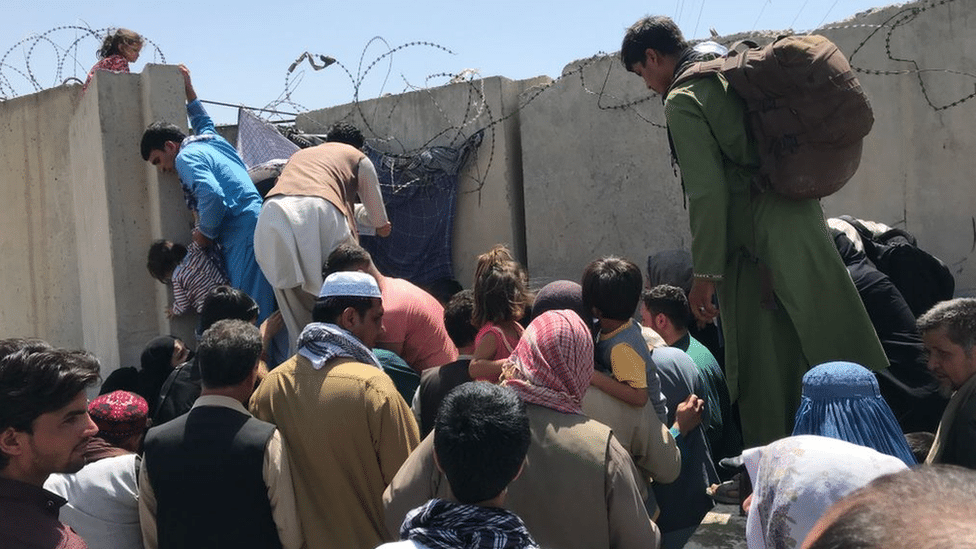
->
[501,310,594,414]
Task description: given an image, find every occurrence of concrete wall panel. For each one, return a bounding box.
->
[820,1,976,294]
[521,56,690,285]
[0,65,194,373]
[0,86,83,346]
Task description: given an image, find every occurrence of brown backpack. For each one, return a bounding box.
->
[671,35,874,199]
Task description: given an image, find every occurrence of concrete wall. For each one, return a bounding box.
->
[68,65,197,371]
[520,0,976,292]
[0,87,84,347]
[520,57,689,285]
[820,1,976,294]
[3,0,974,372]
[1,64,195,373]
[296,75,550,287]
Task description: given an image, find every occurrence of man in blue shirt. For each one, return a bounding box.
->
[140,64,274,323]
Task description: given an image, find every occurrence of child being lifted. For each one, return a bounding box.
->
[147,239,228,318]
[583,256,668,423]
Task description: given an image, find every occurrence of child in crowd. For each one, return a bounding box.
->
[82,28,143,92]
[379,382,538,549]
[412,290,479,437]
[470,247,530,382]
[147,239,228,318]
[582,256,668,422]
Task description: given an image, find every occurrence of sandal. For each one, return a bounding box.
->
[707,478,740,505]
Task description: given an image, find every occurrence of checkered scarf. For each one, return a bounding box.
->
[297,322,381,370]
[500,310,593,414]
[400,499,539,549]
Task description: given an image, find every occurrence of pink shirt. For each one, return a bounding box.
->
[378,277,458,372]
[475,321,524,361]
[82,54,130,91]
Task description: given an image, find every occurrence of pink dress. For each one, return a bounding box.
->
[82,54,130,91]
[475,321,524,361]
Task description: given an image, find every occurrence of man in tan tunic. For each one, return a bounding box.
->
[251,272,419,549]
[254,123,392,355]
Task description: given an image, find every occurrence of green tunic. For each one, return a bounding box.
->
[664,74,889,446]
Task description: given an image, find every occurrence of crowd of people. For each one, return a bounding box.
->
[3,16,976,549]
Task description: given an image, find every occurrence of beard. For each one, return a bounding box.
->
[63,438,92,474]
[937,379,956,399]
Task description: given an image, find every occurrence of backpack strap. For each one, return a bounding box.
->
[669,40,757,93]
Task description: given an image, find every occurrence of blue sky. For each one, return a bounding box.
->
[3,0,890,124]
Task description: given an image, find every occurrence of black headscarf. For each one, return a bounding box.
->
[138,336,184,416]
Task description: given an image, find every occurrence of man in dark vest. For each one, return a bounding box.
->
[139,320,303,549]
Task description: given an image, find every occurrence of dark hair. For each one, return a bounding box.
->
[98,28,142,59]
[434,383,530,504]
[140,121,186,161]
[474,244,518,284]
[904,431,935,464]
[917,298,976,354]
[807,465,976,549]
[197,320,263,389]
[312,295,377,325]
[424,278,464,306]
[325,122,365,149]
[199,286,259,332]
[0,349,100,469]
[146,240,187,283]
[444,290,477,348]
[472,261,528,327]
[0,337,53,360]
[620,16,688,69]
[581,256,642,321]
[642,284,693,329]
[323,243,372,278]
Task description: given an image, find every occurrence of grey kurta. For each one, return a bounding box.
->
[664,74,889,446]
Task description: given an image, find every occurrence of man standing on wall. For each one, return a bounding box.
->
[620,16,888,445]
[140,64,274,323]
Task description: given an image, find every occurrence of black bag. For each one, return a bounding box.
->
[839,216,955,317]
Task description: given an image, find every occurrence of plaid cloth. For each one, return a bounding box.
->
[297,322,381,370]
[400,499,539,549]
[500,310,593,414]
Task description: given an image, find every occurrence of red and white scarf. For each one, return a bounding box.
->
[501,310,593,414]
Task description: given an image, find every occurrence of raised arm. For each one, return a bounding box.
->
[180,64,216,136]
[356,157,391,237]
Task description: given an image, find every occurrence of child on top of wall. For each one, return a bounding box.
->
[83,28,143,92]
[147,238,228,318]
[582,256,668,422]
[469,246,530,382]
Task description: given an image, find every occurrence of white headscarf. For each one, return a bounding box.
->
[744,435,907,549]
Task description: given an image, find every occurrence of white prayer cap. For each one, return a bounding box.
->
[318,271,381,299]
